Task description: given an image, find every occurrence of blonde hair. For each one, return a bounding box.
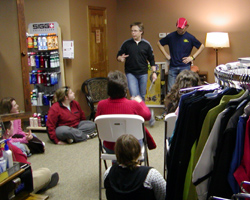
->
[54,86,70,102]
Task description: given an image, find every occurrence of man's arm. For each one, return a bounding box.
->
[182,44,205,64]
[192,44,205,60]
[157,41,171,60]
[151,65,157,81]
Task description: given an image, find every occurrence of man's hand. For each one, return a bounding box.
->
[182,56,193,64]
[118,54,129,62]
[131,95,142,103]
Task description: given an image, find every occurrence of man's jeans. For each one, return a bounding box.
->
[126,73,148,101]
[167,66,190,92]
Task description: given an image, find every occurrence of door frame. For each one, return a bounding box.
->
[17,0,31,112]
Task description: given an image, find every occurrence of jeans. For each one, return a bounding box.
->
[126,73,148,101]
[167,66,190,92]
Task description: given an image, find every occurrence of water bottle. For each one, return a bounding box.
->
[35,54,40,68]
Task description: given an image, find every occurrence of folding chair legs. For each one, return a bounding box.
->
[99,145,102,200]
[99,141,108,200]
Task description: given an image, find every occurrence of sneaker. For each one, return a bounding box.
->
[67,138,74,144]
[38,172,59,193]
[87,132,98,139]
[155,115,164,121]
[149,109,155,127]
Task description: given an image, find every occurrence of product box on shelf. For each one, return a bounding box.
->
[0,162,20,182]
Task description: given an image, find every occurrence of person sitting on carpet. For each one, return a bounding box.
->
[0,97,45,156]
[3,121,59,193]
[47,86,97,145]
[104,134,166,200]
[95,70,157,153]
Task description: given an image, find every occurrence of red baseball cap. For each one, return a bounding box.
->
[177,18,187,29]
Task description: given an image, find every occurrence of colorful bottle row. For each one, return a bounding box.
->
[30,113,48,127]
[30,70,58,86]
[27,33,58,50]
[31,90,54,107]
[28,51,60,68]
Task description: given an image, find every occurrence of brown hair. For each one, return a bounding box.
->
[0,97,15,114]
[130,22,144,35]
[3,121,12,138]
[3,121,11,130]
[107,70,128,99]
[165,70,201,113]
[54,86,70,102]
[115,134,141,170]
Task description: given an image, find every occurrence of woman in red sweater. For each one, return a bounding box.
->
[47,86,97,145]
[95,70,156,152]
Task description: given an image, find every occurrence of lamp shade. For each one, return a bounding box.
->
[205,32,230,48]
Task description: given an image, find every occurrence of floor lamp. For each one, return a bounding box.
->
[205,32,230,66]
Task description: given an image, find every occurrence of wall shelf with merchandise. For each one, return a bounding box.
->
[26,22,65,131]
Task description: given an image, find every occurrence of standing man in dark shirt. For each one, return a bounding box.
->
[117,22,157,126]
[117,22,157,101]
[157,17,204,92]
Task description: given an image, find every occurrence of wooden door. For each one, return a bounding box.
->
[88,6,108,78]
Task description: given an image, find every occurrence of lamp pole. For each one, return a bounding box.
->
[215,48,218,67]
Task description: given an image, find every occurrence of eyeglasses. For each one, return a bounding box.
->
[131,30,140,33]
[64,86,69,96]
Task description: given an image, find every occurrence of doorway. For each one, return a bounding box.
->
[88,6,108,78]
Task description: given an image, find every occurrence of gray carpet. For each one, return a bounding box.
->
[28,112,165,200]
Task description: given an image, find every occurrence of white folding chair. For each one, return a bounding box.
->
[95,114,149,200]
[164,112,177,179]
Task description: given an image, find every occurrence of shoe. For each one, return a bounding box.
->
[149,109,155,127]
[155,115,164,121]
[27,153,32,157]
[38,172,59,193]
[156,113,166,121]
[67,138,74,144]
[87,132,98,139]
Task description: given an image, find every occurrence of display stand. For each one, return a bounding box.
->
[145,62,167,108]
[27,22,65,131]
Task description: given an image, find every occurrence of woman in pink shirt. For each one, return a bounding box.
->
[0,97,45,155]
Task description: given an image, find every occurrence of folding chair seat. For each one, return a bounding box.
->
[164,112,177,180]
[95,114,149,200]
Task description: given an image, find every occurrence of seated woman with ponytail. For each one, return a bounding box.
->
[46,86,97,145]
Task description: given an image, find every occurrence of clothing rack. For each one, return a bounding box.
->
[214,60,250,85]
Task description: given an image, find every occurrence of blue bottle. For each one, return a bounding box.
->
[35,54,40,68]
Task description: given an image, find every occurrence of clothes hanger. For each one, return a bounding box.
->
[244,101,250,116]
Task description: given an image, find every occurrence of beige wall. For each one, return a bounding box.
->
[0,0,117,114]
[24,0,118,114]
[0,0,24,110]
[116,0,250,83]
[1,0,250,114]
